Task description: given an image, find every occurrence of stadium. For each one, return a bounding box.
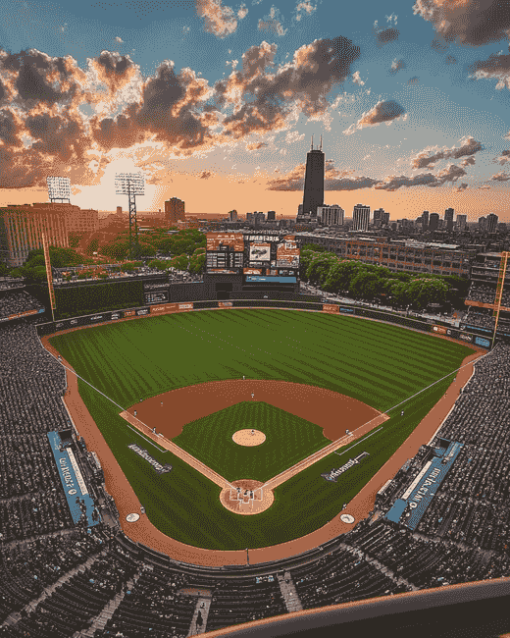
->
[1,236,510,638]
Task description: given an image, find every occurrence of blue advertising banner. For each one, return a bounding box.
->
[245,276,297,283]
[474,336,491,348]
[47,432,100,527]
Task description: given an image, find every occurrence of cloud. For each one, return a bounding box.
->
[196,0,239,38]
[352,71,365,85]
[344,100,406,135]
[258,6,287,36]
[490,171,510,181]
[478,184,491,190]
[295,1,317,21]
[445,55,457,64]
[461,155,476,167]
[266,159,380,191]
[389,58,406,75]
[375,163,467,191]
[114,36,124,44]
[413,0,510,47]
[455,182,468,192]
[199,170,212,179]
[374,21,399,47]
[246,141,268,150]
[469,48,510,90]
[183,26,191,36]
[411,136,483,169]
[215,36,360,138]
[238,3,248,19]
[285,130,305,144]
[407,76,419,84]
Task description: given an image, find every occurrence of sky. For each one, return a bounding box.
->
[1,0,510,220]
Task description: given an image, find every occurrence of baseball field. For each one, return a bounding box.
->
[49,308,473,550]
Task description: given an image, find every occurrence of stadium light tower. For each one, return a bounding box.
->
[46,176,71,204]
[115,172,145,257]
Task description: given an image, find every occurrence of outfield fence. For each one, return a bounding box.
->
[35,298,499,349]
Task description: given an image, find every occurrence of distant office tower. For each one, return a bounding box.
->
[0,205,69,267]
[444,208,454,232]
[302,136,325,215]
[165,198,185,224]
[229,210,238,221]
[317,205,344,226]
[456,214,467,231]
[352,204,370,231]
[487,213,499,233]
[246,212,254,222]
[116,206,122,215]
[373,208,385,227]
[297,203,303,216]
[267,211,276,221]
[478,216,487,231]
[381,211,390,226]
[421,211,429,229]
[428,213,439,232]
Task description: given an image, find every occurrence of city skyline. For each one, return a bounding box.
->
[1,1,510,220]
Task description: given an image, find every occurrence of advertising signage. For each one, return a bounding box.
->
[249,243,271,262]
[206,233,244,252]
[276,236,299,268]
[245,276,297,283]
[244,268,263,275]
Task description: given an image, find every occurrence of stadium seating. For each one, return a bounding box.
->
[1,318,510,637]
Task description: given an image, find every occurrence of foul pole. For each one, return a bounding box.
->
[42,232,56,323]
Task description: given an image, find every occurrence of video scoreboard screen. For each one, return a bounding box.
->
[206,233,244,274]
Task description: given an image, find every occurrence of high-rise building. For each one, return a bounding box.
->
[0,205,69,267]
[373,208,385,227]
[381,211,390,226]
[229,210,238,221]
[478,216,487,231]
[254,212,265,226]
[444,208,454,232]
[352,204,370,231]
[116,206,122,215]
[267,211,276,221]
[317,205,344,226]
[421,211,429,229]
[246,212,254,222]
[487,213,499,233]
[302,136,325,216]
[456,214,467,231]
[165,198,185,225]
[428,213,439,232]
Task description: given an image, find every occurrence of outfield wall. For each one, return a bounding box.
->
[35,299,492,349]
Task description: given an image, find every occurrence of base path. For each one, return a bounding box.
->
[40,334,485,567]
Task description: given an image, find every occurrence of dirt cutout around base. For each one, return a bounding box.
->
[232,429,266,446]
[219,480,274,515]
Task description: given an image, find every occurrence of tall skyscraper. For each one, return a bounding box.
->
[165,198,185,224]
[444,208,454,232]
[373,208,384,227]
[456,214,467,231]
[478,216,487,231]
[302,136,325,216]
[381,211,390,226]
[428,213,439,231]
[421,211,429,229]
[352,204,370,231]
[487,213,499,233]
[317,205,344,226]
[267,211,276,221]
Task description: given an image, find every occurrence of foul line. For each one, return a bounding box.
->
[334,426,384,457]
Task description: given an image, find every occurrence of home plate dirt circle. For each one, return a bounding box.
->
[232,429,266,446]
[220,480,274,515]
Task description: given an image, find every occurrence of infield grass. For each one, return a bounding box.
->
[49,309,475,550]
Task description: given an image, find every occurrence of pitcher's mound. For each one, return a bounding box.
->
[232,429,266,446]
[220,480,274,515]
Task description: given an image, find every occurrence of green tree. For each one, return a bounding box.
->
[86,238,99,255]
[349,271,381,300]
[189,252,206,275]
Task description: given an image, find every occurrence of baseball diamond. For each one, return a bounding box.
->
[43,307,481,564]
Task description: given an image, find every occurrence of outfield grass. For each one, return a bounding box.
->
[172,401,331,483]
[49,309,474,550]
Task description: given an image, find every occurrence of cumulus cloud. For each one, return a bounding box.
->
[114,36,124,43]
[390,58,406,75]
[238,3,248,19]
[375,163,467,191]
[374,20,399,46]
[196,0,239,38]
[445,55,457,64]
[407,76,419,84]
[478,184,491,190]
[411,136,483,169]
[246,141,268,150]
[258,6,287,36]
[491,171,510,181]
[215,36,360,138]
[413,0,510,47]
[352,71,365,85]
[199,169,212,178]
[469,48,510,90]
[455,182,468,192]
[285,130,305,144]
[461,155,476,167]
[295,1,317,21]
[344,100,406,135]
